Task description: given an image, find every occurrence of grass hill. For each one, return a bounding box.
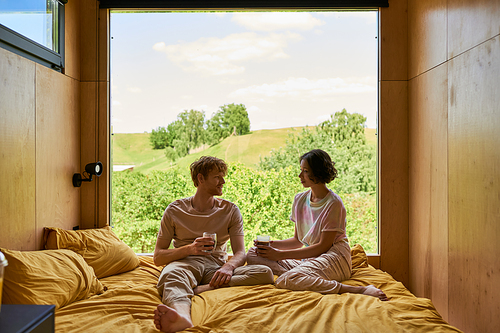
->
[112,127,377,173]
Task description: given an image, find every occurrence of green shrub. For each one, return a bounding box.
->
[112,164,377,254]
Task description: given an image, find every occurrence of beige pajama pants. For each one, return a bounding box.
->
[157,255,274,307]
[249,240,352,294]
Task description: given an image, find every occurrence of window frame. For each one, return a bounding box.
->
[99,0,388,9]
[0,2,65,72]
[102,0,386,259]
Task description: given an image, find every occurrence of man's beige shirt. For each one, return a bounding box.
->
[157,197,244,261]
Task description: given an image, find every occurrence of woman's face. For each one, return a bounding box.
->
[299,159,315,187]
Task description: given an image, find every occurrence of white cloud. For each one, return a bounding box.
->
[232,12,324,31]
[247,105,262,114]
[127,86,142,93]
[317,114,331,122]
[318,11,377,24]
[229,77,376,101]
[153,32,301,75]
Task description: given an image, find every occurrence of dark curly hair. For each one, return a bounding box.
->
[300,149,337,184]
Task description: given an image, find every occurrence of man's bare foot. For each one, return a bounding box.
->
[153,304,193,332]
[193,284,214,295]
[362,285,389,301]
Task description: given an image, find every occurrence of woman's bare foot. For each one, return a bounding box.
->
[153,304,193,332]
[362,285,389,301]
[193,284,214,295]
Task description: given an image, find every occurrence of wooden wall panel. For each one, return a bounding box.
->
[80,82,99,229]
[97,82,110,228]
[80,0,99,82]
[408,0,447,79]
[379,0,408,80]
[78,3,110,229]
[99,9,110,83]
[35,65,81,248]
[448,36,500,333]
[0,49,36,251]
[408,64,448,320]
[378,80,409,287]
[63,0,81,80]
[448,0,500,59]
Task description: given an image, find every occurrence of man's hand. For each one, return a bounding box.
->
[256,244,282,261]
[190,237,215,256]
[209,263,234,288]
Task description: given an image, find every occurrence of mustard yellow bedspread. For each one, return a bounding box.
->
[55,252,462,333]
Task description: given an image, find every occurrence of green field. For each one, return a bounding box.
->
[112,127,377,173]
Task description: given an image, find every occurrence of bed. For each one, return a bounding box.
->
[1,226,462,333]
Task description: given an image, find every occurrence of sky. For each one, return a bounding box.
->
[110,11,378,133]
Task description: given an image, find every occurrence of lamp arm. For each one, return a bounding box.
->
[72,172,94,187]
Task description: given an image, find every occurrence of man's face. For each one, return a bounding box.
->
[200,169,226,196]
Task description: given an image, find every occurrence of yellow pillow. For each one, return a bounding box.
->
[351,244,369,269]
[0,249,104,309]
[44,226,140,278]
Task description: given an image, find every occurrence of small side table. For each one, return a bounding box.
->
[0,304,55,333]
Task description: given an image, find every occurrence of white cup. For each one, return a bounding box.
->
[256,235,270,246]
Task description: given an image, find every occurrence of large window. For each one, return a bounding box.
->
[0,0,65,71]
[109,10,379,254]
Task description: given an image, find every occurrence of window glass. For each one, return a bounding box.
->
[0,0,60,52]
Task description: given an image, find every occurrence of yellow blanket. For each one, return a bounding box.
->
[55,252,461,333]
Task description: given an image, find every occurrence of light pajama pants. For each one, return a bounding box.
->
[250,240,352,294]
[157,255,274,307]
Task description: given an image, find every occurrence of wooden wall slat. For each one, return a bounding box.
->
[80,82,98,229]
[448,0,500,58]
[0,49,36,250]
[35,64,81,247]
[408,0,447,79]
[448,35,500,333]
[378,80,409,287]
[64,0,81,80]
[81,0,99,82]
[379,0,408,81]
[98,81,110,228]
[408,63,449,320]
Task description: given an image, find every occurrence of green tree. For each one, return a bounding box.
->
[220,103,250,136]
[172,139,189,158]
[318,108,367,149]
[164,146,179,162]
[165,120,183,147]
[258,109,376,193]
[150,126,168,149]
[205,112,225,145]
[205,103,251,145]
[159,110,206,155]
[177,109,206,149]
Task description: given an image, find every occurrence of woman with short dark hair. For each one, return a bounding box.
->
[247,149,388,300]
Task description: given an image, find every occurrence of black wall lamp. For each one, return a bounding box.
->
[73,162,103,187]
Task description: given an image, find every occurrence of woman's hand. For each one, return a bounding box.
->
[256,244,282,261]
